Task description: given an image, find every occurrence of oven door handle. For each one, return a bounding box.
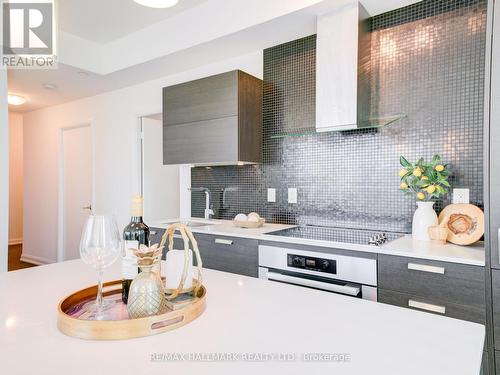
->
[266,271,361,297]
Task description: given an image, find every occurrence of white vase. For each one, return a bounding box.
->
[412,201,438,241]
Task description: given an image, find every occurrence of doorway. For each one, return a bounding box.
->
[58,124,94,261]
[140,115,180,222]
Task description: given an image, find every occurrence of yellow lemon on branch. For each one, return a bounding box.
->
[400,183,408,189]
[435,165,445,172]
[399,169,408,177]
[413,168,423,177]
[426,185,436,194]
[417,192,426,200]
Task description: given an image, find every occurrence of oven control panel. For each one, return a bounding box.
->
[287,253,337,274]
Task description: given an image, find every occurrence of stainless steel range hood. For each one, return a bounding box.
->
[315,1,405,132]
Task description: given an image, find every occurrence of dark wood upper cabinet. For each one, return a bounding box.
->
[162,70,262,166]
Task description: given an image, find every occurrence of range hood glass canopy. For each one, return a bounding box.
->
[269,113,406,139]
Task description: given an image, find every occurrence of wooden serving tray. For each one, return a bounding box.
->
[57,280,206,340]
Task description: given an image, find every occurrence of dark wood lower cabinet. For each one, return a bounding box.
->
[378,254,486,326]
[494,350,500,375]
[378,288,486,324]
[482,351,489,375]
[378,254,486,308]
[150,228,259,277]
[194,233,258,277]
[492,270,500,351]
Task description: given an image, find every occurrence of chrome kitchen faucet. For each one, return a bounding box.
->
[188,187,215,220]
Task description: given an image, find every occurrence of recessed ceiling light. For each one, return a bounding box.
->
[8,94,27,106]
[133,0,179,8]
[42,83,58,90]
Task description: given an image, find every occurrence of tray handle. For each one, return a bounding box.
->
[151,315,185,331]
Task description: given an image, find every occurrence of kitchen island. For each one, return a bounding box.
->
[1,260,484,375]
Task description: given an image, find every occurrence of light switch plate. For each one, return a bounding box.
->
[267,188,276,203]
[288,188,298,204]
[452,188,470,204]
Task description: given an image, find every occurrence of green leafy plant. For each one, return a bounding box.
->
[399,155,451,201]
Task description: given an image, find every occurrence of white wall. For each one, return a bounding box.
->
[8,112,23,245]
[0,68,8,272]
[22,51,263,264]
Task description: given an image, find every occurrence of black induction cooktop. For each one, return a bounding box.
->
[267,225,404,246]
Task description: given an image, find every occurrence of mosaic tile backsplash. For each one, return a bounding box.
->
[191,0,486,234]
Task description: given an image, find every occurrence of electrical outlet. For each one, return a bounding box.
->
[453,188,470,204]
[267,188,276,203]
[288,188,298,204]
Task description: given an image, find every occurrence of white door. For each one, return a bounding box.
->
[61,125,93,260]
[142,117,180,222]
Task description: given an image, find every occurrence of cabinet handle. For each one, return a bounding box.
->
[266,272,360,296]
[408,299,446,314]
[407,263,445,274]
[215,239,233,245]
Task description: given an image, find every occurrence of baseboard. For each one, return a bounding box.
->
[8,238,22,245]
[20,253,53,266]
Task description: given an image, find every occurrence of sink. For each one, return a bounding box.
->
[161,220,219,228]
[182,221,216,228]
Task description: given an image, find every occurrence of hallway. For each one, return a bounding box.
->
[8,244,35,271]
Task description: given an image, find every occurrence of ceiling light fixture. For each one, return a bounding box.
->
[133,0,179,8]
[8,94,27,106]
[42,83,58,90]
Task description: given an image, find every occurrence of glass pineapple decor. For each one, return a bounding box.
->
[127,244,166,319]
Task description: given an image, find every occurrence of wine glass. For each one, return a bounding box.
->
[79,215,122,316]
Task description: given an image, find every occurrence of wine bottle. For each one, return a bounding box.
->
[122,195,150,304]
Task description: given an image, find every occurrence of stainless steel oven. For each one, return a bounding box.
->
[258,245,377,301]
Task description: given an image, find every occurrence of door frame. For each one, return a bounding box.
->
[136,114,191,220]
[57,122,95,262]
[0,68,8,272]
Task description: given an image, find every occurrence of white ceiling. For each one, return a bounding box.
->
[58,0,208,44]
[8,0,420,113]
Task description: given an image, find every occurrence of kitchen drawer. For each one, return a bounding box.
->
[495,350,500,375]
[378,288,486,325]
[194,233,258,277]
[378,254,485,308]
[491,269,500,350]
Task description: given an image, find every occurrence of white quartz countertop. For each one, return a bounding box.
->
[380,235,485,266]
[149,218,296,237]
[1,261,484,375]
[150,219,485,266]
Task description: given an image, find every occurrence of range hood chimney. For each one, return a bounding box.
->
[316,2,404,132]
